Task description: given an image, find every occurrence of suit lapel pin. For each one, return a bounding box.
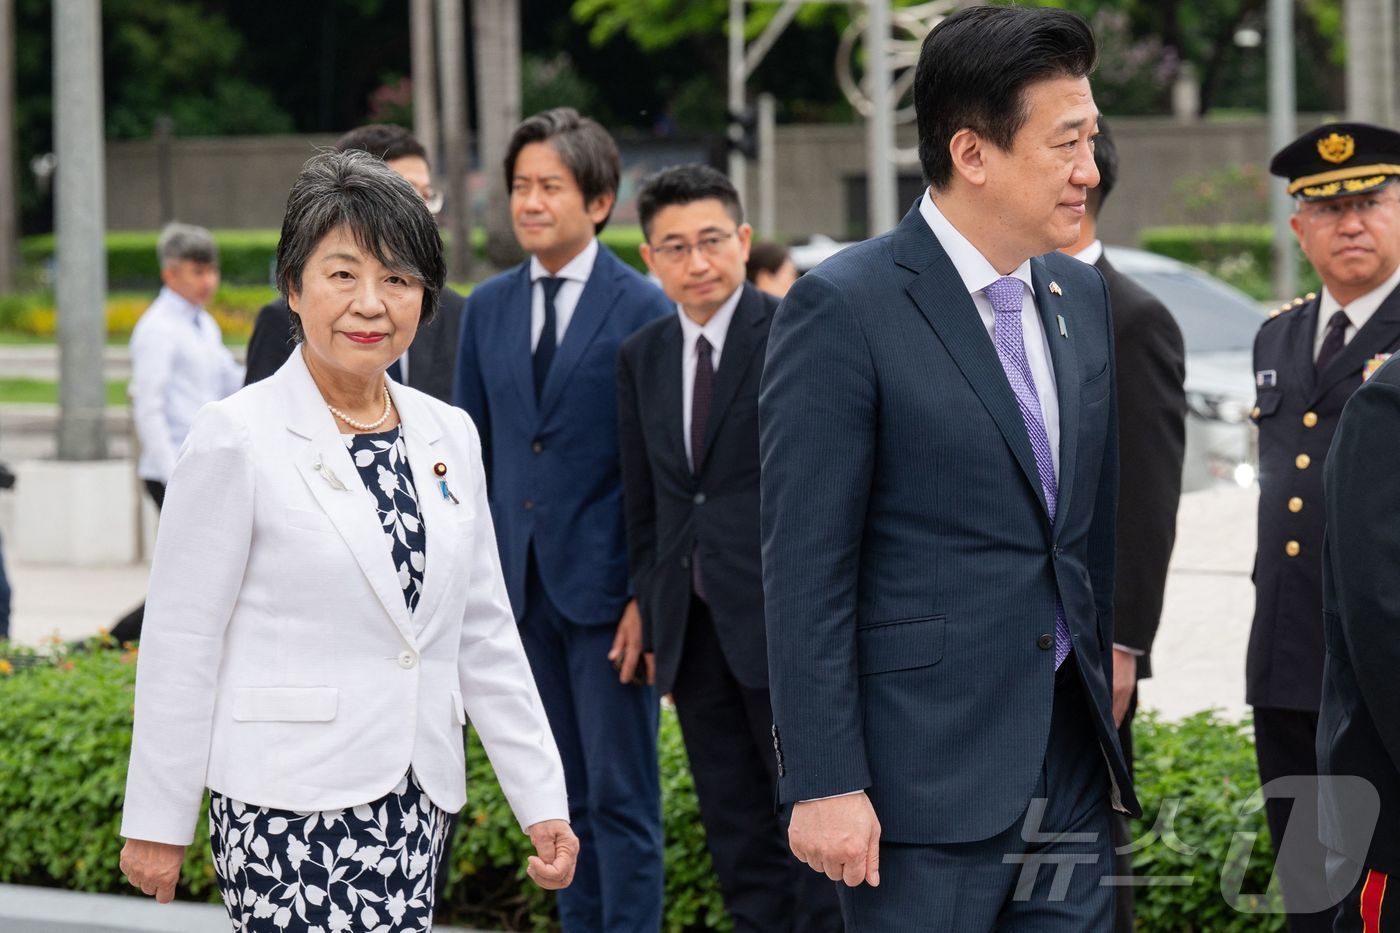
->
[1057,315,1068,338]
[433,462,460,504]
[312,456,348,491]
[1048,281,1063,296]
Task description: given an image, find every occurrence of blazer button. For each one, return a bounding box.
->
[1302,412,1319,428]
[1285,540,1301,557]
[1037,634,1054,650]
[531,440,543,454]
[523,499,534,510]
[398,651,417,669]
[1288,497,1304,513]
[1296,454,1311,470]
[693,492,706,505]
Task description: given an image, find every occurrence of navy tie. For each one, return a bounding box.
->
[1315,310,1351,375]
[534,277,564,399]
[691,336,714,600]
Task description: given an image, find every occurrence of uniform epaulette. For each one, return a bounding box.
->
[1266,292,1318,320]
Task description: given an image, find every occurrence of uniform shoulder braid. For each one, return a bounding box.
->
[1266,292,1319,320]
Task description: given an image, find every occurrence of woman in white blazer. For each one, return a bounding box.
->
[119,150,576,931]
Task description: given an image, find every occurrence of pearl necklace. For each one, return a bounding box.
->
[327,380,394,431]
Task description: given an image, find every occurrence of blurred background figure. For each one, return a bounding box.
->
[243,124,465,402]
[1060,116,1187,933]
[111,223,242,643]
[746,240,798,299]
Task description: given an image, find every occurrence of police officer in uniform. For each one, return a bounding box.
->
[1249,122,1400,931]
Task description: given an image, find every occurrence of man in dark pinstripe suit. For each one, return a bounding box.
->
[758,7,1140,930]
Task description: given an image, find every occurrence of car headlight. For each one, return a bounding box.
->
[1185,391,1251,424]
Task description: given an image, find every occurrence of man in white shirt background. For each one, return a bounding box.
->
[112,222,243,642]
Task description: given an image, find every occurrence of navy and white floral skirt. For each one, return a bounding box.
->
[209,771,449,932]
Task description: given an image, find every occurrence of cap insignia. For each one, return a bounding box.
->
[1318,132,1356,164]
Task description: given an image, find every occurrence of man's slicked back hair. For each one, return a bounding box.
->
[915,5,1097,191]
[636,164,743,240]
[503,107,621,233]
[333,124,430,165]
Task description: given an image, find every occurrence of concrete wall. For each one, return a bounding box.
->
[106,116,1328,245]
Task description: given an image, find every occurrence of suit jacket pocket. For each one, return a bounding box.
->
[1082,361,1111,405]
[232,686,339,722]
[857,615,946,676]
[285,508,337,534]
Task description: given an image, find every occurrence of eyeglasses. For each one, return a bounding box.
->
[650,230,737,264]
[1299,193,1399,225]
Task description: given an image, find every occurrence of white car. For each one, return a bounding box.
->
[788,238,1264,492]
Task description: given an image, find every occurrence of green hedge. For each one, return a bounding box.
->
[0,643,1284,932]
[18,227,650,289]
[1139,224,1321,301]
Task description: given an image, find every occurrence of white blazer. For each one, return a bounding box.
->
[121,350,568,847]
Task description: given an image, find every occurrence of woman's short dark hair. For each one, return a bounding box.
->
[915,6,1097,191]
[746,241,790,283]
[636,164,743,239]
[275,150,445,343]
[503,107,621,233]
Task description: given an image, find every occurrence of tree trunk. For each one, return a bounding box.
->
[473,0,522,272]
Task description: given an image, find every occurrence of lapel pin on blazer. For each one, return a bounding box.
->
[1048,281,1063,296]
[1057,315,1068,338]
[433,462,460,504]
[312,456,348,491]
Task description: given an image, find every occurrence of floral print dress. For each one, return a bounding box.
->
[209,426,447,932]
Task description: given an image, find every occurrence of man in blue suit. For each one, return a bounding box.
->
[453,108,670,932]
[759,7,1140,930]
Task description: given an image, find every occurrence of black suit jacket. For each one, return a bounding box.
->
[617,284,774,696]
[243,289,466,403]
[1248,285,1400,711]
[1320,355,1400,873]
[1096,255,1186,679]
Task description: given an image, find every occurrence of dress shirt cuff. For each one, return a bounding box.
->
[1112,643,1145,656]
[801,790,865,803]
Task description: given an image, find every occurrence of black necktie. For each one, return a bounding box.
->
[1316,310,1351,375]
[691,335,714,601]
[534,277,564,399]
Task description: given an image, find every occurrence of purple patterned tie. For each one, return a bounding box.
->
[984,276,1070,669]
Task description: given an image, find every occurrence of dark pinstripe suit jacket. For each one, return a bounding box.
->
[758,203,1141,845]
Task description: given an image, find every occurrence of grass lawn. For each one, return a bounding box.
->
[0,378,129,406]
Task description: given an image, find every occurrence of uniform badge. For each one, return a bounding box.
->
[1256,370,1278,388]
[1363,354,1392,382]
[1317,132,1356,164]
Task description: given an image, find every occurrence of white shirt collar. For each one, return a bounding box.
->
[530,237,599,285]
[678,285,743,359]
[919,190,1033,296]
[155,285,204,318]
[1070,239,1104,266]
[1319,261,1400,334]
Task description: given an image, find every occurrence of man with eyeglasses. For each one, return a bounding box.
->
[243,124,464,402]
[617,164,844,932]
[1247,122,1400,931]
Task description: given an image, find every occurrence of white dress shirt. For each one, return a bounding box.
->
[679,286,743,470]
[1072,238,1104,266]
[529,237,599,351]
[1314,261,1400,360]
[128,287,245,483]
[920,192,1060,477]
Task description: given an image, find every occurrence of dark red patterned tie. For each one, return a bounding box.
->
[691,336,713,600]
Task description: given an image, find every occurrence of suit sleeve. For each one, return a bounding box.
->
[616,343,659,651]
[121,402,254,845]
[453,408,569,830]
[452,293,492,488]
[1324,380,1400,771]
[1088,274,1121,676]
[759,271,877,803]
[128,321,180,483]
[243,302,294,387]
[1111,293,1185,663]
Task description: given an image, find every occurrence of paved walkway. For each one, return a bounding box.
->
[3,482,1261,722]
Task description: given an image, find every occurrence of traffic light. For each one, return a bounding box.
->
[727,109,758,160]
